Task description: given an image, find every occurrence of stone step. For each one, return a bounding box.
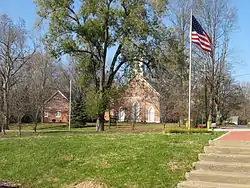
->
[177,181,250,188]
[209,140,250,147]
[204,145,250,155]
[193,161,250,172]
[199,153,250,163]
[186,170,250,184]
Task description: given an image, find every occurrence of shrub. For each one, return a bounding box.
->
[163,128,212,134]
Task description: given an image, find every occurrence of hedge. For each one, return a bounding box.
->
[163,128,213,134]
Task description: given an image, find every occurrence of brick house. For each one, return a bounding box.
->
[105,75,161,123]
[43,90,69,123]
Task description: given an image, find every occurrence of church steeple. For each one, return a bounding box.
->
[133,60,144,77]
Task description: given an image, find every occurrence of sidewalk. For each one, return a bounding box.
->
[219,131,250,141]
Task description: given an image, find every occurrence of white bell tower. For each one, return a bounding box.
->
[133,60,144,77]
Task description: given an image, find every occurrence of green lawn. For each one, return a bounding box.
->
[0,132,222,188]
[8,122,181,133]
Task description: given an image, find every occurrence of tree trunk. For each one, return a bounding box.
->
[205,76,208,127]
[18,117,22,137]
[2,84,8,134]
[41,106,44,123]
[34,110,40,133]
[0,115,3,132]
[18,123,22,137]
[131,122,135,130]
[215,101,221,125]
[96,113,105,131]
[108,104,111,129]
[0,112,4,132]
[179,118,183,127]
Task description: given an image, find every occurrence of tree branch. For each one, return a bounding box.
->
[109,44,122,73]
[106,59,127,88]
[66,5,81,25]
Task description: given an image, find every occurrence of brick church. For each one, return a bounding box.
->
[43,90,69,123]
[105,63,161,123]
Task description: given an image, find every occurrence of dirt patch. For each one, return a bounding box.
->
[167,161,184,171]
[0,180,22,188]
[59,154,74,161]
[46,177,59,183]
[68,180,107,188]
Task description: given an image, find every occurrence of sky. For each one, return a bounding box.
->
[0,0,249,82]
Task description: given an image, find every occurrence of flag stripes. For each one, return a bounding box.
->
[191,16,212,53]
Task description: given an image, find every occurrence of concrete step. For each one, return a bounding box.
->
[209,140,250,147]
[193,161,250,172]
[186,170,250,184]
[177,181,250,188]
[204,145,250,155]
[199,153,250,163]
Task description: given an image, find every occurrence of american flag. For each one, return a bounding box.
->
[191,15,212,53]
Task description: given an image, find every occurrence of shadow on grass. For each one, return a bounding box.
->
[0,130,100,139]
[39,130,98,134]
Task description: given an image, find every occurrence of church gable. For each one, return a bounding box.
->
[124,76,160,99]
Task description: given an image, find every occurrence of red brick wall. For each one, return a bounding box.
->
[43,92,69,123]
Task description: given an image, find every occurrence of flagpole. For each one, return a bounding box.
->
[188,10,193,130]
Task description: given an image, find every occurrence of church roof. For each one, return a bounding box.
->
[130,75,160,96]
[44,90,69,105]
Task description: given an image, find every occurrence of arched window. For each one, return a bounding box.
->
[148,106,155,122]
[132,102,140,122]
[119,107,126,122]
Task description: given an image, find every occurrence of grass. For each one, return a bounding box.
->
[7,122,180,134]
[8,123,72,130]
[0,132,223,188]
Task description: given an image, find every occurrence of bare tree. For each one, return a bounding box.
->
[150,36,188,126]
[232,82,250,123]
[0,14,35,134]
[154,0,237,126]
[149,0,193,126]
[26,52,57,132]
[193,0,237,123]
[9,85,29,136]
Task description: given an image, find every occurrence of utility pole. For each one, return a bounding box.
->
[69,79,72,131]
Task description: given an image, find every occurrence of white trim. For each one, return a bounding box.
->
[147,106,155,122]
[44,90,68,105]
[57,90,68,100]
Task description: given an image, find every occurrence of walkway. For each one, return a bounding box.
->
[220,131,250,141]
[177,131,250,188]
